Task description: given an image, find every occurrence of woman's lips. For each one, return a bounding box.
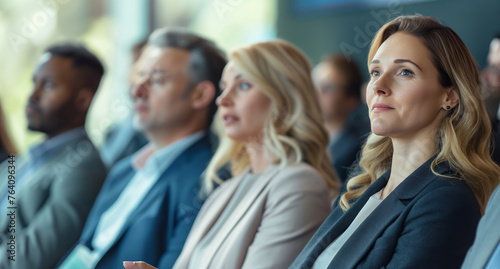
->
[372,103,394,113]
[222,114,239,126]
[134,103,149,113]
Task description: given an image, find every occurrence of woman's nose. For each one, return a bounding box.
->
[216,89,233,107]
[371,75,391,96]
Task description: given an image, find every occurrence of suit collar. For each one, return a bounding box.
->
[296,155,448,268]
[176,170,244,265]
[328,155,448,268]
[29,127,87,161]
[123,133,210,221]
[345,155,449,202]
[196,164,281,267]
[88,134,211,249]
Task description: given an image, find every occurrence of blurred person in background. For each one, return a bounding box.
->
[0,43,107,269]
[461,33,500,269]
[100,40,149,169]
[481,34,500,164]
[59,27,226,269]
[312,55,370,183]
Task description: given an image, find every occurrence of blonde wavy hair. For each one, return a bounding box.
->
[340,15,500,213]
[202,39,339,196]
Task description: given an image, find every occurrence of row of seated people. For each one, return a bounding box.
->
[0,14,500,269]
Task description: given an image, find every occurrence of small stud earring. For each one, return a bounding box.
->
[446,106,451,110]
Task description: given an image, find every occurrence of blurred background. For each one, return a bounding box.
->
[1,0,499,153]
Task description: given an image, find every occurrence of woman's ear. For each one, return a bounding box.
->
[442,87,459,110]
[190,81,216,110]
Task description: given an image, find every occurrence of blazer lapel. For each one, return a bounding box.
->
[328,156,447,268]
[178,171,245,267]
[329,183,403,268]
[109,135,211,246]
[297,170,390,268]
[201,165,280,267]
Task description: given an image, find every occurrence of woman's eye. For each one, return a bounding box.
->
[400,69,414,76]
[369,70,380,77]
[239,82,251,91]
[151,76,165,84]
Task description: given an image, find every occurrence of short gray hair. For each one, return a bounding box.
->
[148,27,227,127]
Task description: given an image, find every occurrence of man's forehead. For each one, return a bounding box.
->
[137,46,190,70]
[313,62,335,78]
[37,52,52,65]
[33,52,55,72]
[32,53,72,77]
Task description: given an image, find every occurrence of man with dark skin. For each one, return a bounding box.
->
[0,44,107,269]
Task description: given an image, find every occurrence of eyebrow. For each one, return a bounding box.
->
[32,75,52,82]
[219,74,243,88]
[370,59,422,71]
[151,69,166,75]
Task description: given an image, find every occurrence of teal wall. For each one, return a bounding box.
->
[277,0,500,80]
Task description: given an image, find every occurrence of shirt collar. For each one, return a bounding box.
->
[29,127,87,160]
[132,131,206,173]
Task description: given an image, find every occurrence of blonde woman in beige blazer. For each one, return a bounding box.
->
[124,39,339,269]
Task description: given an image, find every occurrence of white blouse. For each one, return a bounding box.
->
[312,191,383,268]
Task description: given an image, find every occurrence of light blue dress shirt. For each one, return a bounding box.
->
[89,131,205,267]
[486,241,500,268]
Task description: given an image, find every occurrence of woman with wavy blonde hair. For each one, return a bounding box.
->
[124,40,338,269]
[291,15,500,269]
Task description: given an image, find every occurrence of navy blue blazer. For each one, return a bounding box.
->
[100,119,148,170]
[71,135,213,269]
[290,156,481,269]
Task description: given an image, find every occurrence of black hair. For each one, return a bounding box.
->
[45,43,104,93]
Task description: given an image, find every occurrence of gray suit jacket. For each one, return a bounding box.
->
[0,132,106,269]
[174,162,331,269]
[462,184,500,269]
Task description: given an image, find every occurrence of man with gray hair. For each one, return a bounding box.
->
[58,27,226,269]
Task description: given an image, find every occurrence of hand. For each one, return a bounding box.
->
[123,261,158,269]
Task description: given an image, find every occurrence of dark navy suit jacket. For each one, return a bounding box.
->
[290,157,481,269]
[72,135,213,269]
[100,119,148,170]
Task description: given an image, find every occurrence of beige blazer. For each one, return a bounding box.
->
[173,162,331,269]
